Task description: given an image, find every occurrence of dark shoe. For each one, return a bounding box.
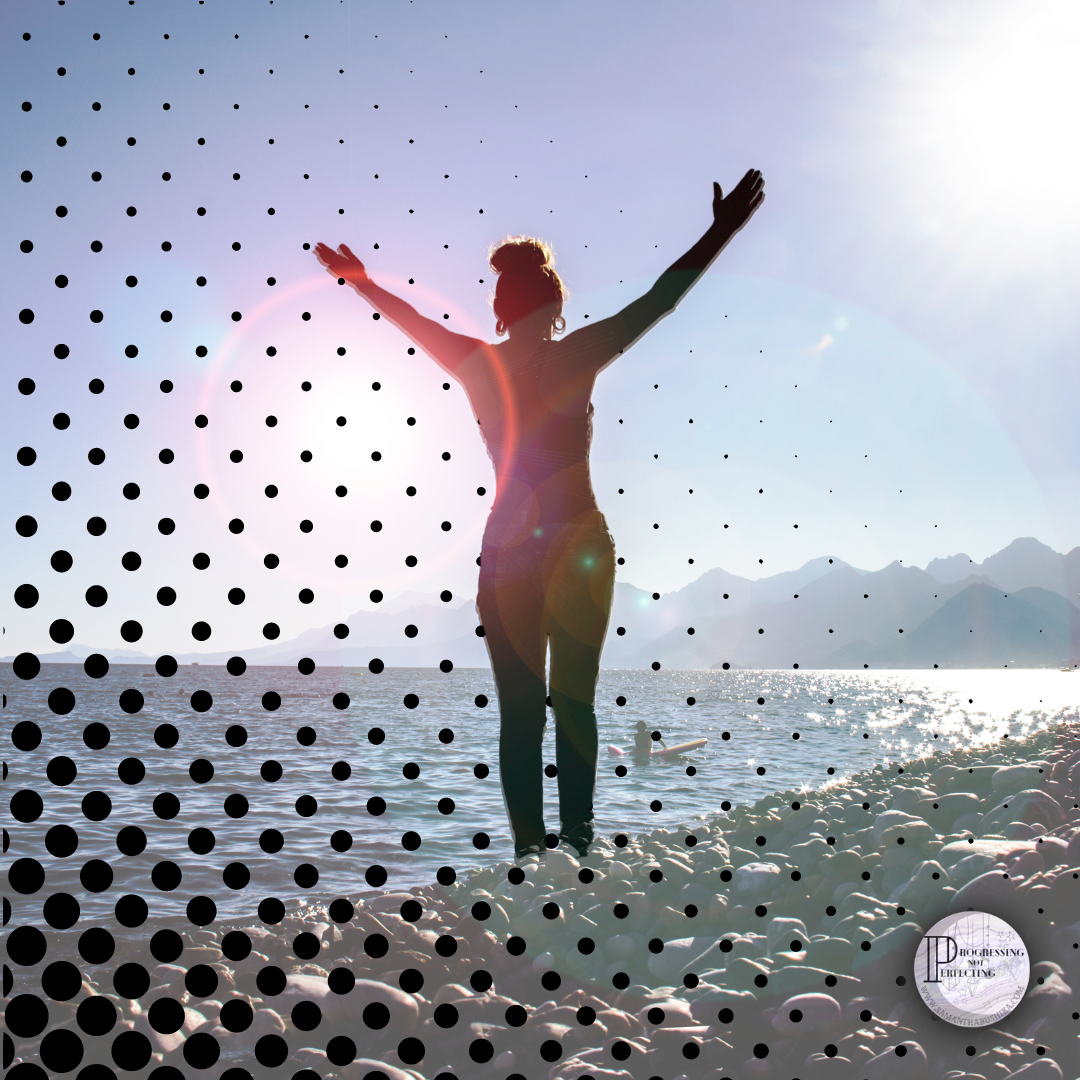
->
[558,833,591,859]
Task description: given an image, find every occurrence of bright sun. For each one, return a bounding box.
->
[892,2,1080,264]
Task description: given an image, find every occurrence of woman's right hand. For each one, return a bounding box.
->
[314,242,371,287]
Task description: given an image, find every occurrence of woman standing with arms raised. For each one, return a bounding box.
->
[315,168,764,861]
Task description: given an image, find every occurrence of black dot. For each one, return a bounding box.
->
[12,653,41,680]
[83,654,109,679]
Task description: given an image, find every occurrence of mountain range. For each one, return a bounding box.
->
[9,537,1080,670]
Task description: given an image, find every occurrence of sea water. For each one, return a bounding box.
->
[5,664,1077,924]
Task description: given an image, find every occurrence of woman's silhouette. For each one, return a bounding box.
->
[315,169,764,860]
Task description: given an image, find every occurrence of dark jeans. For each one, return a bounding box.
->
[476,509,616,856]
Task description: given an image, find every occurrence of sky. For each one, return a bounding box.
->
[4,0,1080,656]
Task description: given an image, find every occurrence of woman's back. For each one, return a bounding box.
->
[461,328,618,528]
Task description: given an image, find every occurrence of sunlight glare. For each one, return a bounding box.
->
[896,3,1080,259]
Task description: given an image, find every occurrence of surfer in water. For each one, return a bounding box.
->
[314,169,764,861]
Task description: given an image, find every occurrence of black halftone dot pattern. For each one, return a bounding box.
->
[7,12,1080,1080]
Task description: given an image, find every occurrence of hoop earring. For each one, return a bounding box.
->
[496,319,507,337]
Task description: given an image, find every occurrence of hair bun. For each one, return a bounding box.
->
[489,236,552,276]
[486,234,568,335]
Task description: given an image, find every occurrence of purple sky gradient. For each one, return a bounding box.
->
[4,0,1079,654]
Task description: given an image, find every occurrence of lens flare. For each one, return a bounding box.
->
[192,272,522,590]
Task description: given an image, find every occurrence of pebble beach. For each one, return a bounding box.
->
[10,721,1080,1080]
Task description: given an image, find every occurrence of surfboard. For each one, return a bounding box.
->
[607,738,708,758]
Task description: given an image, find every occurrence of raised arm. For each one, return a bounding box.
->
[313,243,486,376]
[562,170,765,373]
[655,171,764,304]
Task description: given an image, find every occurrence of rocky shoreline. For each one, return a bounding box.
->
[10,722,1080,1080]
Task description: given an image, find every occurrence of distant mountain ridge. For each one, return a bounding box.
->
[824,583,1080,669]
[608,560,994,670]
[9,537,1079,669]
[925,537,1080,596]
